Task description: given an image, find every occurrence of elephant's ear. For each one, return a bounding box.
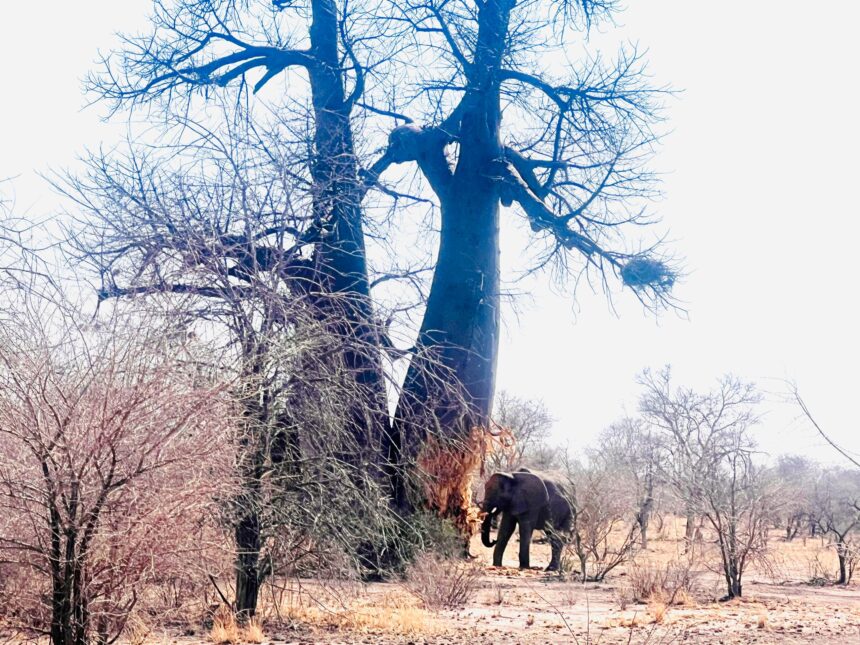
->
[511,471,549,516]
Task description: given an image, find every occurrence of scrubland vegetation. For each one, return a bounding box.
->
[0,296,857,644]
[0,0,857,643]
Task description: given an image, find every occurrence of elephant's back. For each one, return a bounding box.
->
[522,469,574,529]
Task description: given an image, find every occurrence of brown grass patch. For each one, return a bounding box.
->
[628,559,699,605]
[243,618,264,643]
[649,600,668,624]
[283,603,432,635]
[209,608,239,644]
[123,614,152,645]
[262,586,435,636]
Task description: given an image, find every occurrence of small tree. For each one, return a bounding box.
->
[638,367,760,547]
[775,455,818,541]
[811,468,860,584]
[592,418,660,549]
[486,391,556,472]
[638,367,772,598]
[0,298,230,644]
[697,442,777,599]
[564,458,640,582]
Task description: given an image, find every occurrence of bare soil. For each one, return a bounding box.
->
[150,519,860,645]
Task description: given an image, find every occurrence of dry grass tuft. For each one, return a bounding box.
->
[649,600,668,624]
[615,612,641,628]
[243,618,265,643]
[124,614,152,645]
[209,609,240,644]
[208,612,266,644]
[673,588,694,607]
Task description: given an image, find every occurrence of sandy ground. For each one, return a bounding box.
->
[153,523,860,645]
[9,522,858,644]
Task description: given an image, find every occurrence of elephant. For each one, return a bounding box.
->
[480,468,574,570]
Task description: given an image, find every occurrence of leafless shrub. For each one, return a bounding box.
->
[0,294,232,644]
[591,418,662,549]
[564,457,641,581]
[627,559,699,605]
[403,553,483,610]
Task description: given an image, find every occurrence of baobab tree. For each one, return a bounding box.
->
[87,0,676,530]
[91,0,394,469]
[372,0,677,517]
[58,114,415,616]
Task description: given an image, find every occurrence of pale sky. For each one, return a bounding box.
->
[1,1,858,463]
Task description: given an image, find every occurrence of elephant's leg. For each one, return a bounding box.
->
[546,529,563,572]
[518,520,535,569]
[493,514,517,567]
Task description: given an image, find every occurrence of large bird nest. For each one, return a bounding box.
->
[621,257,676,292]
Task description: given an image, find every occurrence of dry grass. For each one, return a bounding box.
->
[180,521,860,643]
[208,610,267,644]
[243,618,264,643]
[258,586,435,636]
[123,614,151,645]
[282,602,432,635]
[649,600,667,624]
[209,609,240,644]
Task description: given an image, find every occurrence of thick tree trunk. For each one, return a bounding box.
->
[227,0,390,610]
[305,0,389,466]
[728,578,742,598]
[49,505,65,645]
[390,0,511,530]
[231,382,271,619]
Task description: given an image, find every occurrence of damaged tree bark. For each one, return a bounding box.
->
[387,0,512,525]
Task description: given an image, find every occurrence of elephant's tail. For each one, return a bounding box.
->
[481,512,497,547]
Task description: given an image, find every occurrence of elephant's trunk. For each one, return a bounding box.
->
[481,511,497,547]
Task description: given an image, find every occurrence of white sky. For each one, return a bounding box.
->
[1,1,858,464]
